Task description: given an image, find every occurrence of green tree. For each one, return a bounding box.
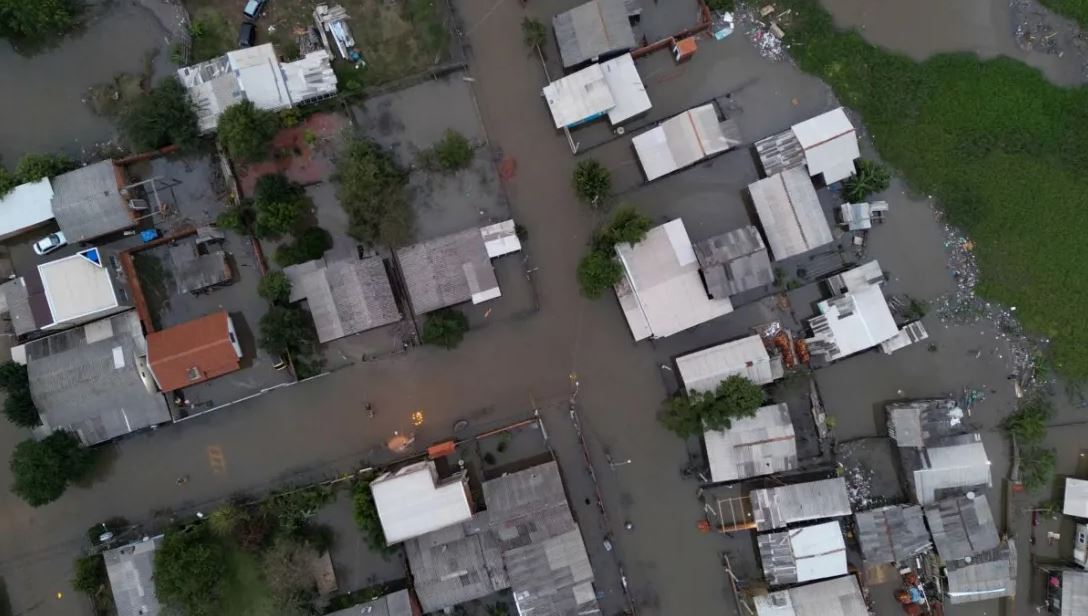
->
[15,153,74,183]
[0,0,79,40]
[705,0,734,11]
[572,159,611,208]
[274,227,332,267]
[660,375,764,437]
[9,431,93,506]
[576,251,623,299]
[72,554,107,594]
[335,139,413,246]
[521,17,547,51]
[422,130,474,173]
[119,77,201,151]
[0,360,27,390]
[216,205,253,234]
[259,305,318,364]
[421,309,470,349]
[154,527,227,616]
[218,100,280,162]
[352,481,390,551]
[1003,397,1053,444]
[1020,446,1057,491]
[843,159,891,202]
[0,167,17,197]
[207,504,244,538]
[262,538,319,610]
[601,206,652,245]
[258,271,293,305]
[253,173,309,238]
[3,386,40,427]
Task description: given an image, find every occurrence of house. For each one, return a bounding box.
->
[805,261,899,362]
[370,461,474,544]
[0,178,55,240]
[944,540,1017,604]
[693,226,775,299]
[854,504,932,564]
[177,43,337,132]
[757,521,847,586]
[146,311,242,393]
[104,536,164,616]
[632,104,742,181]
[753,575,868,616]
[925,494,999,561]
[747,168,833,260]
[552,0,636,69]
[1046,568,1088,616]
[613,219,733,341]
[750,477,852,532]
[396,227,505,315]
[284,256,401,343]
[1063,477,1088,518]
[405,460,599,614]
[542,54,650,129]
[22,310,170,445]
[676,335,784,394]
[755,107,861,185]
[324,589,420,616]
[704,403,797,483]
[51,160,139,243]
[27,247,130,331]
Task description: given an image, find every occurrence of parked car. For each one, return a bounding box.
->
[238,21,256,48]
[32,231,66,256]
[243,0,267,19]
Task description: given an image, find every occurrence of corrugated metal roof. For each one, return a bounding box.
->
[371,461,474,544]
[754,576,869,616]
[1064,478,1088,518]
[925,494,999,561]
[677,334,780,393]
[791,107,860,185]
[146,311,240,393]
[751,477,852,531]
[806,284,898,361]
[1058,569,1088,616]
[0,178,54,240]
[907,438,992,506]
[757,521,847,586]
[600,53,650,124]
[284,256,402,343]
[396,227,499,314]
[168,239,231,294]
[632,105,741,181]
[886,398,967,448]
[405,517,508,612]
[854,505,931,564]
[945,539,1017,604]
[51,161,134,242]
[748,167,833,260]
[704,403,797,483]
[693,226,775,298]
[324,589,416,616]
[104,536,163,616]
[553,0,636,68]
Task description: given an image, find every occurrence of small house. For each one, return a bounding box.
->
[552,0,636,69]
[757,520,848,586]
[704,403,797,483]
[750,477,852,532]
[146,311,243,393]
[854,504,932,564]
[104,536,164,616]
[747,167,833,260]
[676,335,783,394]
[632,104,741,181]
[370,461,474,544]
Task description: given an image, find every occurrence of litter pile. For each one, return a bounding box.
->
[737,2,789,61]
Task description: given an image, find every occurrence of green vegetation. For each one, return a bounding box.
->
[133,253,172,330]
[1039,0,1088,28]
[218,100,281,162]
[352,480,392,553]
[705,0,735,12]
[0,0,79,41]
[0,152,77,198]
[155,526,229,616]
[419,130,474,173]
[120,77,201,151]
[335,138,413,247]
[274,227,333,267]
[258,305,322,378]
[522,17,547,52]
[576,251,624,299]
[261,538,319,612]
[843,159,890,202]
[253,174,310,238]
[421,308,470,349]
[258,271,293,305]
[0,361,40,427]
[72,555,112,614]
[776,0,1088,378]
[217,205,252,234]
[10,431,94,506]
[576,207,652,298]
[1021,446,1057,492]
[1003,397,1056,490]
[572,159,612,208]
[660,375,764,437]
[186,11,234,63]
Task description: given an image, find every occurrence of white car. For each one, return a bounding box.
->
[32,231,67,256]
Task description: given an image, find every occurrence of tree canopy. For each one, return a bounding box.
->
[258,271,293,305]
[660,375,764,437]
[521,17,547,51]
[119,77,201,151]
[572,159,612,208]
[9,431,93,506]
[421,130,474,173]
[274,227,332,267]
[259,305,315,358]
[352,481,390,552]
[0,0,79,41]
[218,100,280,162]
[154,527,228,616]
[576,250,623,299]
[576,207,652,298]
[843,159,890,202]
[252,174,309,238]
[262,538,319,610]
[335,139,413,247]
[14,153,74,183]
[421,309,470,349]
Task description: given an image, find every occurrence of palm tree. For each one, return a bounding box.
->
[522,17,547,54]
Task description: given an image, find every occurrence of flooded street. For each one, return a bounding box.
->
[0,0,179,164]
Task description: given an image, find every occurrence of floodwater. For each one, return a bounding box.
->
[0,0,179,164]
[819,0,1088,85]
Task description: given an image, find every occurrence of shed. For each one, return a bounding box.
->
[925,494,1000,561]
[904,438,992,506]
[751,477,852,532]
[755,128,805,178]
[693,225,775,298]
[396,227,500,314]
[370,461,474,544]
[791,107,860,185]
[854,505,931,564]
[614,219,733,341]
[103,536,164,616]
[757,521,847,586]
[886,398,969,449]
[944,540,1017,604]
[632,104,741,181]
[753,575,868,616]
[704,403,797,483]
[146,311,242,392]
[0,179,54,240]
[284,256,401,343]
[0,277,40,336]
[1064,478,1088,518]
[50,161,136,242]
[676,335,783,394]
[748,168,833,260]
[553,0,636,68]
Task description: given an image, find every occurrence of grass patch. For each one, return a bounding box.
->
[220,541,279,616]
[188,8,234,62]
[777,0,1088,378]
[1039,0,1088,27]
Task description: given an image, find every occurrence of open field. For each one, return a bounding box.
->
[779,0,1088,378]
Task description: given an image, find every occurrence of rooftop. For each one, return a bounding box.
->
[396,227,500,314]
[480,219,522,258]
[753,575,868,616]
[704,403,797,483]
[146,311,241,393]
[840,201,889,231]
[632,104,741,181]
[405,515,508,612]
[614,219,733,341]
[37,248,122,327]
[599,53,651,125]
[50,160,135,243]
[748,167,833,260]
[751,477,852,532]
[1054,569,1088,616]
[323,589,415,616]
[543,63,614,129]
[886,399,971,448]
[903,438,993,506]
[285,256,402,343]
[925,494,1000,561]
[25,310,170,445]
[790,107,860,185]
[757,520,847,586]
[370,461,474,544]
[0,178,54,240]
[754,128,805,178]
[103,536,163,616]
[1064,478,1088,518]
[0,277,39,336]
[693,225,775,298]
[944,539,1017,604]
[854,504,932,564]
[806,284,898,361]
[676,335,783,394]
[167,238,231,294]
[553,0,637,68]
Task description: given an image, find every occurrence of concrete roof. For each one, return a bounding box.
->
[146,311,241,392]
[371,461,474,544]
[751,477,852,532]
[553,0,636,68]
[945,539,1017,604]
[854,505,932,564]
[614,219,733,341]
[693,226,775,298]
[791,107,860,185]
[323,589,415,616]
[285,256,402,343]
[677,335,782,393]
[748,167,833,260]
[51,161,135,242]
[704,403,797,483]
[1064,478,1088,518]
[757,521,847,586]
[396,227,499,314]
[37,248,121,327]
[754,576,868,616]
[25,310,170,445]
[0,178,54,240]
[632,104,741,181]
[542,63,614,129]
[103,536,163,616]
[925,494,1000,561]
[280,50,338,104]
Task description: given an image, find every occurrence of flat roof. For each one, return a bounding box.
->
[632,104,741,181]
[37,248,120,326]
[677,335,780,393]
[323,589,415,616]
[553,0,636,68]
[748,167,833,260]
[51,160,135,242]
[1065,478,1088,518]
[754,576,868,616]
[600,53,651,124]
[1057,569,1088,616]
[758,521,847,586]
[371,461,474,544]
[704,403,797,483]
[0,178,54,240]
[542,63,615,129]
[104,536,164,616]
[791,107,860,185]
[751,477,852,531]
[614,219,733,341]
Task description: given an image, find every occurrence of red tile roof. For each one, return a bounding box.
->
[147,311,240,392]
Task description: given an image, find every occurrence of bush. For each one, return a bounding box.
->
[422,130,474,173]
[263,485,336,536]
[3,386,40,427]
[351,481,390,552]
[843,159,891,202]
[421,308,470,349]
[253,174,309,238]
[258,271,293,305]
[572,159,612,208]
[0,167,17,197]
[660,375,764,437]
[154,526,227,616]
[262,538,319,609]
[576,251,623,299]
[72,555,107,595]
[522,17,547,51]
[218,100,280,162]
[14,153,74,183]
[336,139,413,247]
[119,77,201,151]
[274,227,333,267]
[216,205,252,234]
[1020,446,1057,491]
[600,206,652,246]
[0,0,79,40]
[1003,397,1053,444]
[10,431,93,506]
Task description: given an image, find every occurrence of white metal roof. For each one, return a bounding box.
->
[0,179,54,239]
[370,461,474,544]
[677,335,779,393]
[791,107,860,184]
[632,104,738,181]
[755,576,868,616]
[751,477,853,531]
[229,44,292,111]
[748,167,833,260]
[542,63,615,129]
[280,50,338,104]
[912,440,992,506]
[811,285,898,359]
[1064,478,1088,518]
[704,403,797,483]
[37,249,119,326]
[480,219,522,258]
[613,219,732,341]
[760,521,848,584]
[599,53,650,125]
